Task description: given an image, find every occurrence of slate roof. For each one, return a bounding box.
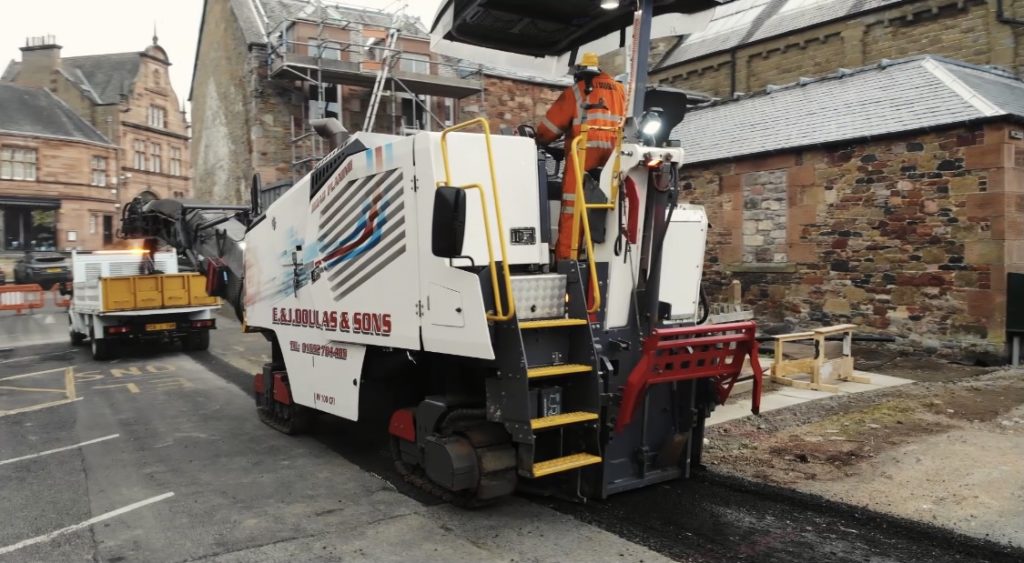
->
[669,56,1024,165]
[2,52,141,105]
[231,0,428,45]
[0,82,111,144]
[656,0,905,71]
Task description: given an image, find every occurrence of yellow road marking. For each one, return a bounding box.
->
[94,383,141,394]
[0,385,67,394]
[65,366,76,400]
[0,367,68,382]
[0,397,82,418]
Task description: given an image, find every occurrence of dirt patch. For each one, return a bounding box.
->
[706,368,1024,545]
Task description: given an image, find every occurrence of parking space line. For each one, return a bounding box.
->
[0,492,174,556]
[0,434,120,467]
[0,397,82,418]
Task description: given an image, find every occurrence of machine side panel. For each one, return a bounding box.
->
[414,137,495,360]
[598,160,649,329]
[244,138,422,420]
[659,207,707,321]
[282,340,367,420]
[424,132,548,266]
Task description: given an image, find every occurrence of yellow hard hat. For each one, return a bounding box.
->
[580,52,600,68]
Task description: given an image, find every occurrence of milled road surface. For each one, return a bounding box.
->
[2,327,1023,562]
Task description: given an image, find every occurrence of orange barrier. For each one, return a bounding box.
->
[0,284,45,314]
[52,284,71,309]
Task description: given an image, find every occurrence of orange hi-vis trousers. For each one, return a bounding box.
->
[556,145,613,260]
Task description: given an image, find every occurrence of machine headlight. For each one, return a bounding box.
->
[640,110,663,137]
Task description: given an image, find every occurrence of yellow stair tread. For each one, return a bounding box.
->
[519,318,589,329]
[527,364,592,379]
[530,411,599,430]
[530,453,602,478]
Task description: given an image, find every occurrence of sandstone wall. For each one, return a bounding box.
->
[680,123,1024,361]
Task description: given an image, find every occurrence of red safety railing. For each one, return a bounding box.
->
[615,321,764,432]
[0,284,46,314]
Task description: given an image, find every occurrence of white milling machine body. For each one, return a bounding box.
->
[123,0,765,504]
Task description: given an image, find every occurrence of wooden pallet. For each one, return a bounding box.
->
[770,324,871,392]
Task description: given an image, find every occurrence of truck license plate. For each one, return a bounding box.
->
[146,322,176,332]
[47,267,62,273]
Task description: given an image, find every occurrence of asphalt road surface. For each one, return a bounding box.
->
[1,328,1022,562]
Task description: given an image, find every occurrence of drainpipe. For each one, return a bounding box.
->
[729,49,737,97]
[997,0,1024,24]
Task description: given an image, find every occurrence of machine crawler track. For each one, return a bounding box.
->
[391,412,517,507]
[256,394,311,435]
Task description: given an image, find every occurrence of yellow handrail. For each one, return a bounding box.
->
[568,129,603,315]
[438,118,516,322]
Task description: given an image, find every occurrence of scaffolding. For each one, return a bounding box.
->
[265,0,484,179]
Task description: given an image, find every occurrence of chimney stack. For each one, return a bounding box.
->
[18,35,62,87]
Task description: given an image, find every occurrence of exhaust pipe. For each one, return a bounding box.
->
[311,118,349,151]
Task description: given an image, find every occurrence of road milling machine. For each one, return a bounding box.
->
[120,0,764,505]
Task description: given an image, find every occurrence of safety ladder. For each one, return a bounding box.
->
[507,263,603,480]
[438,118,603,484]
[363,28,400,132]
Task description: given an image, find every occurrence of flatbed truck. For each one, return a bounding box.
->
[67,250,221,360]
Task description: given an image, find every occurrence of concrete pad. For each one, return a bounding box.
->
[710,364,915,426]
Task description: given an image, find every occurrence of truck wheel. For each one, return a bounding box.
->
[91,329,114,361]
[183,331,210,352]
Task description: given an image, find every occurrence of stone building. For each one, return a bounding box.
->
[670,56,1024,360]
[2,35,193,211]
[650,0,1023,98]
[0,82,119,252]
[190,0,567,204]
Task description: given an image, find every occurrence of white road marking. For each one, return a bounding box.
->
[0,434,120,467]
[0,492,174,556]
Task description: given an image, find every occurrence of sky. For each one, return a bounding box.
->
[0,0,443,112]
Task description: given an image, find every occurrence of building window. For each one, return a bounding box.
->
[169,147,182,176]
[742,169,789,264]
[148,105,166,128]
[103,215,114,246]
[90,156,107,186]
[308,38,340,60]
[150,143,162,173]
[399,53,430,74]
[0,147,38,181]
[89,214,98,235]
[133,139,146,169]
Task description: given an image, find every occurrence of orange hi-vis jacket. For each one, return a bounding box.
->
[537,71,626,150]
[537,71,626,260]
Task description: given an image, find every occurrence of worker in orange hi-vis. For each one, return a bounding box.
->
[536,52,626,260]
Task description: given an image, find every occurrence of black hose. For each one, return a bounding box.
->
[697,284,710,324]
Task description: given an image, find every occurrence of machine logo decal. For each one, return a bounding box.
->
[317,168,406,301]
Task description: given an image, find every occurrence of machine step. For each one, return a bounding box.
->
[527,363,592,379]
[530,453,602,478]
[519,318,589,330]
[530,411,599,430]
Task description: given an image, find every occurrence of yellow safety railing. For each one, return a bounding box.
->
[438,117,516,322]
[568,123,624,314]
